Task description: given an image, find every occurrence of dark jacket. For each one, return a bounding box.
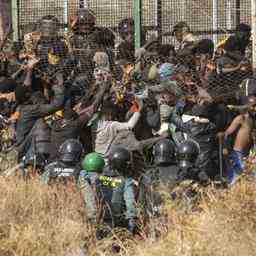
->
[49,84,108,160]
[15,84,64,151]
[170,112,218,178]
[19,118,51,165]
[41,160,81,184]
[138,165,179,217]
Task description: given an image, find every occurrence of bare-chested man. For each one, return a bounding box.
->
[223,96,256,185]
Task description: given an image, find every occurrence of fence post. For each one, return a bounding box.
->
[226,0,232,30]
[236,0,240,27]
[212,0,218,47]
[252,0,256,76]
[157,0,162,41]
[64,0,68,31]
[11,0,19,41]
[83,0,89,9]
[134,0,142,49]
[80,0,84,8]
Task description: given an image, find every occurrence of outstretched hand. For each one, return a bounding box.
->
[55,72,64,85]
[26,57,40,70]
[134,97,144,112]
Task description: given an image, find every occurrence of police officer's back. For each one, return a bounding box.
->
[79,152,105,223]
[99,147,137,233]
[140,139,179,194]
[138,139,178,240]
[177,139,208,184]
[79,148,137,236]
[41,139,83,184]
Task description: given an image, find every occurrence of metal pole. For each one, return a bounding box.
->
[226,0,232,30]
[181,0,186,21]
[252,0,256,76]
[80,0,84,8]
[134,0,142,49]
[63,0,68,31]
[157,0,162,41]
[212,0,218,46]
[218,136,224,181]
[11,0,19,41]
[236,0,240,27]
[83,0,88,9]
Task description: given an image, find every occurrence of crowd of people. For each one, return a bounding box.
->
[0,8,255,241]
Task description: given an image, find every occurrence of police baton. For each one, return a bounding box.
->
[218,135,224,182]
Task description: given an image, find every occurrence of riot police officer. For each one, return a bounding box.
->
[172,21,196,54]
[138,139,179,240]
[140,139,179,192]
[69,8,99,50]
[177,139,209,184]
[41,139,83,184]
[170,102,219,179]
[101,146,137,233]
[19,118,51,171]
[79,146,138,234]
[78,152,106,223]
[116,18,136,63]
[68,9,104,84]
[36,16,68,68]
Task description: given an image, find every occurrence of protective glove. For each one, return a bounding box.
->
[130,101,140,113]
[175,100,186,116]
[127,218,136,234]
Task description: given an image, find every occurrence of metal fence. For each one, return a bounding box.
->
[15,0,252,44]
[5,0,253,101]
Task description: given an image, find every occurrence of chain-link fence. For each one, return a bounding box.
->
[16,0,251,42]
[4,0,253,102]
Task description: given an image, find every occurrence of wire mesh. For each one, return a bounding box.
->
[12,0,253,102]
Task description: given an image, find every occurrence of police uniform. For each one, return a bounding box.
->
[139,164,179,215]
[79,167,137,229]
[138,164,179,240]
[41,160,80,184]
[41,139,83,184]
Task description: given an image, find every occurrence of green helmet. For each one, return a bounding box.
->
[82,153,105,172]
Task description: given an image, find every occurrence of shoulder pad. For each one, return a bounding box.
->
[44,161,59,171]
[141,167,157,185]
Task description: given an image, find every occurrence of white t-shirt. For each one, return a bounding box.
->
[93,112,141,156]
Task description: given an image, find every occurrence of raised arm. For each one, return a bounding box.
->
[224,115,243,139]
[77,80,111,125]
[37,72,64,117]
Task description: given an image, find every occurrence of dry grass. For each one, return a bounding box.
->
[135,180,256,256]
[0,178,89,256]
[0,176,256,256]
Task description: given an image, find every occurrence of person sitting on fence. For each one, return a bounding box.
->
[69,8,101,51]
[116,18,136,64]
[172,21,196,56]
[220,96,256,185]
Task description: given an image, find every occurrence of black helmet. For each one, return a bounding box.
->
[153,139,175,165]
[172,21,190,35]
[108,146,131,171]
[236,23,251,35]
[40,15,59,38]
[59,139,83,163]
[15,85,31,104]
[77,8,96,25]
[118,18,134,40]
[191,103,214,120]
[177,140,200,168]
[193,39,214,57]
